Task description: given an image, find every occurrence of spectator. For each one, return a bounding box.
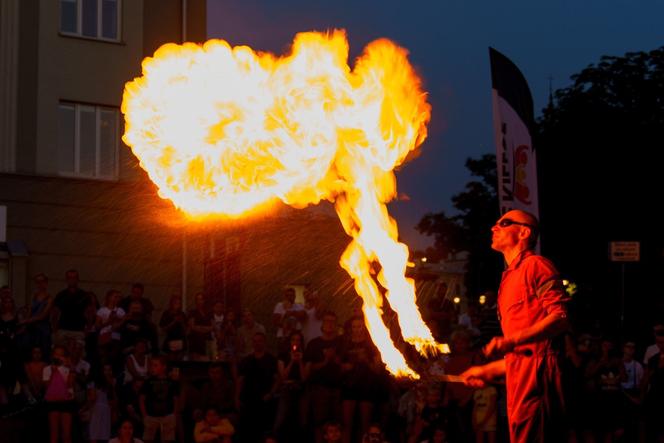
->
[97,289,125,370]
[362,423,390,443]
[118,377,145,437]
[215,310,240,362]
[0,293,21,405]
[340,317,381,443]
[124,339,150,384]
[305,311,343,443]
[109,419,144,443]
[322,421,342,443]
[642,325,664,442]
[24,345,46,401]
[188,293,213,361]
[43,345,76,443]
[119,301,158,356]
[19,273,54,360]
[588,337,625,442]
[472,384,497,443]
[237,309,266,358]
[302,288,323,345]
[272,288,305,342]
[195,362,237,424]
[87,363,118,443]
[236,332,278,443]
[159,295,187,361]
[140,355,180,443]
[408,386,449,443]
[120,283,154,321]
[443,329,479,442]
[193,407,234,443]
[621,340,644,441]
[211,301,225,335]
[643,323,664,364]
[52,269,88,348]
[274,331,308,442]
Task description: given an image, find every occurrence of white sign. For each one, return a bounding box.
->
[610,241,640,262]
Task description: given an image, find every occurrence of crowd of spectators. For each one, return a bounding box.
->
[0,271,663,443]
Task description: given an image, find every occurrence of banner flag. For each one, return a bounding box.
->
[489,47,539,223]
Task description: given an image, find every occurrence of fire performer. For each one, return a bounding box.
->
[460,210,570,442]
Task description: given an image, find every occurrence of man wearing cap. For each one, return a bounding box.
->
[460,209,570,443]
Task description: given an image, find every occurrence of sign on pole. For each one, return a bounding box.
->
[609,241,640,262]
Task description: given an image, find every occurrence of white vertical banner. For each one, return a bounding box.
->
[489,48,539,221]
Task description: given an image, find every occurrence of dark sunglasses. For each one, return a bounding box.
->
[496,218,536,229]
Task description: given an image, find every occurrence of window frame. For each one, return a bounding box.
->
[58,102,120,181]
[59,0,122,43]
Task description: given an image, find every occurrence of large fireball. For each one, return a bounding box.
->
[122,30,445,377]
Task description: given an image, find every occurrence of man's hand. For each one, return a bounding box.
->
[460,366,488,388]
[482,336,516,358]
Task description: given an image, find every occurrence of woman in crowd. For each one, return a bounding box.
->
[159,294,187,361]
[24,345,46,401]
[96,289,125,371]
[123,338,150,384]
[87,363,118,443]
[19,273,53,360]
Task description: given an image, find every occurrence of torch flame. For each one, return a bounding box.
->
[122,30,445,377]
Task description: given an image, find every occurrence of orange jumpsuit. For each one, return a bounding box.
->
[497,250,569,443]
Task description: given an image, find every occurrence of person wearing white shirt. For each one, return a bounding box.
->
[302,288,323,344]
[272,288,306,338]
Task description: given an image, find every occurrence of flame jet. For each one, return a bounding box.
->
[122,30,445,377]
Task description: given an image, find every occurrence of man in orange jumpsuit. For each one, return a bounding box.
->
[461,210,570,443]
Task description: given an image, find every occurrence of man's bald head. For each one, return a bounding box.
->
[503,209,539,249]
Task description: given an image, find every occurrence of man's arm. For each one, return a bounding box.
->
[485,312,569,356]
[460,359,506,387]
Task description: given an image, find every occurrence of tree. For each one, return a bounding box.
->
[416,154,503,296]
[535,47,664,335]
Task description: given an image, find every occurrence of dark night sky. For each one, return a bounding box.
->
[205,0,664,250]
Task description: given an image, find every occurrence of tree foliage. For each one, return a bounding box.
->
[536,47,664,332]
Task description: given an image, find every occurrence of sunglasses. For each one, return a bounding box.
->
[496,218,536,229]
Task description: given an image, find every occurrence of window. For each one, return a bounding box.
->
[59,0,120,41]
[58,103,119,180]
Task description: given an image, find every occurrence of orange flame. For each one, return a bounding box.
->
[122,30,445,377]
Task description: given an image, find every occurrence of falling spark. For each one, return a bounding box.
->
[122,30,445,378]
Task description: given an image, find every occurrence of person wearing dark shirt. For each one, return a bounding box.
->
[53,269,88,347]
[159,294,187,361]
[140,355,180,443]
[643,329,664,441]
[120,301,158,355]
[120,283,154,321]
[236,332,278,443]
[305,311,343,443]
[188,293,213,361]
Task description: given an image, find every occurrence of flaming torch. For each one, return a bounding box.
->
[122,30,446,378]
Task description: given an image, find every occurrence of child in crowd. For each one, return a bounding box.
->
[139,355,179,443]
[322,421,342,443]
[43,345,75,443]
[193,407,234,442]
[109,419,144,443]
[472,384,497,443]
